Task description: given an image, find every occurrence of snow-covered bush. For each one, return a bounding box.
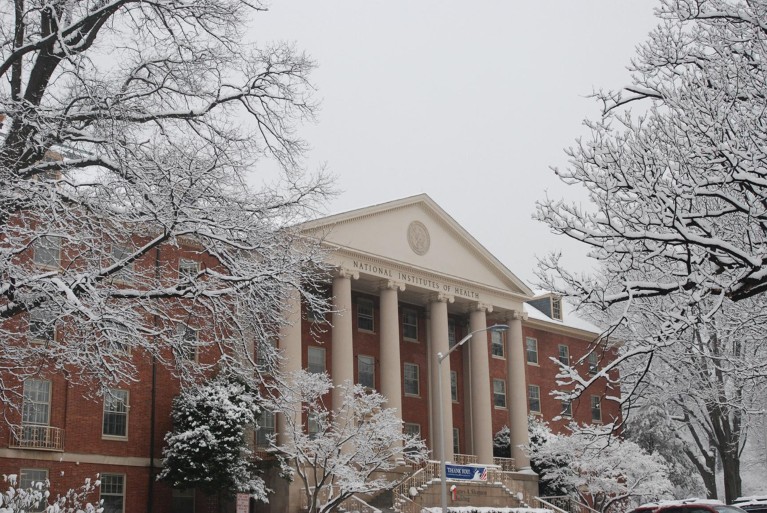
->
[0,474,102,513]
[159,372,266,502]
[527,418,673,513]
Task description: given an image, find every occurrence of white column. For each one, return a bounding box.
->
[277,288,302,446]
[429,293,454,462]
[331,268,357,410]
[380,280,405,415]
[507,309,532,471]
[469,303,494,464]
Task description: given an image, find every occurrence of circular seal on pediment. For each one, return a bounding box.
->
[407,221,430,256]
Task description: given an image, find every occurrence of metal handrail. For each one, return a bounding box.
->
[9,425,64,451]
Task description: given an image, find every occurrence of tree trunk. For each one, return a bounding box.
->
[721,450,742,503]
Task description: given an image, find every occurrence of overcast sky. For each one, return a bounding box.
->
[250,2,659,286]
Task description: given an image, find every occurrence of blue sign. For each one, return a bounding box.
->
[445,464,487,481]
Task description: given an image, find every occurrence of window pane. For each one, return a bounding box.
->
[528,385,541,413]
[403,309,418,340]
[453,428,460,454]
[491,331,504,357]
[103,389,129,437]
[450,371,458,402]
[404,423,420,437]
[176,325,198,360]
[307,347,325,373]
[172,488,195,513]
[551,298,562,320]
[493,379,506,408]
[448,318,456,347]
[558,345,569,365]
[561,400,572,417]
[358,355,375,388]
[179,259,199,281]
[23,380,50,425]
[525,338,538,364]
[100,474,125,513]
[256,410,275,447]
[29,309,56,343]
[111,245,135,283]
[588,353,599,375]
[33,236,60,267]
[357,299,374,331]
[591,396,602,422]
[404,363,419,396]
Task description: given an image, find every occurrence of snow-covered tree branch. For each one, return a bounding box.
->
[0,0,333,418]
[265,371,428,513]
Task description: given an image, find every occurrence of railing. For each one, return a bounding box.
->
[486,468,531,505]
[453,453,478,465]
[393,461,440,499]
[9,425,64,451]
[301,486,381,513]
[492,456,516,471]
[397,495,429,513]
[537,495,600,513]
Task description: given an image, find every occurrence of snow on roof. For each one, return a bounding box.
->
[523,302,602,335]
[734,498,767,507]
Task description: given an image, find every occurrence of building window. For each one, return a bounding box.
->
[100,474,125,513]
[528,385,541,413]
[103,389,129,438]
[357,298,374,331]
[103,320,130,355]
[29,308,56,343]
[558,344,570,366]
[402,309,418,340]
[450,371,458,402]
[172,488,195,513]
[20,469,48,512]
[588,352,599,375]
[358,355,375,389]
[20,468,48,490]
[307,346,326,374]
[403,363,419,396]
[33,236,60,268]
[453,428,460,455]
[448,318,457,347]
[493,379,507,408]
[256,338,277,371]
[111,244,135,284]
[491,330,504,358]
[591,396,602,422]
[561,400,572,418]
[178,259,199,281]
[551,297,562,320]
[526,337,538,364]
[22,380,51,426]
[177,324,198,361]
[404,423,421,438]
[307,412,320,439]
[256,410,275,447]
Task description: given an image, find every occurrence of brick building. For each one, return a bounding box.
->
[0,194,619,513]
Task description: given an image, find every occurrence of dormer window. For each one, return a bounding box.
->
[551,297,562,320]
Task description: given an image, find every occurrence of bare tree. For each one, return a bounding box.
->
[536,0,767,314]
[0,1,332,419]
[265,371,427,513]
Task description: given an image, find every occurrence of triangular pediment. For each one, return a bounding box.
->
[301,194,533,298]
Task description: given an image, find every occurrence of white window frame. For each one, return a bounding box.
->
[307,412,321,439]
[403,362,419,396]
[402,308,418,341]
[453,427,460,455]
[177,324,198,361]
[358,354,375,389]
[29,309,56,344]
[357,298,374,331]
[493,379,507,408]
[20,468,48,512]
[591,395,602,422]
[551,297,563,320]
[22,379,51,426]
[526,337,539,365]
[528,384,541,414]
[404,422,421,438]
[100,473,125,513]
[448,318,456,347]
[558,344,570,366]
[561,400,573,418]
[178,259,200,281]
[102,389,129,439]
[103,320,131,355]
[450,370,458,402]
[307,346,326,374]
[588,352,599,375]
[256,410,275,447]
[33,236,61,269]
[491,330,504,358]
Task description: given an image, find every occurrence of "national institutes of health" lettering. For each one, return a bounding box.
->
[351,260,480,300]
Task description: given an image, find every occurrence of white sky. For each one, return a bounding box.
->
[249,1,659,285]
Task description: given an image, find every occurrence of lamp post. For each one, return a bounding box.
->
[436,323,509,513]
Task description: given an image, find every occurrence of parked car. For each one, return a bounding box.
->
[732,496,767,513]
[629,499,748,513]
